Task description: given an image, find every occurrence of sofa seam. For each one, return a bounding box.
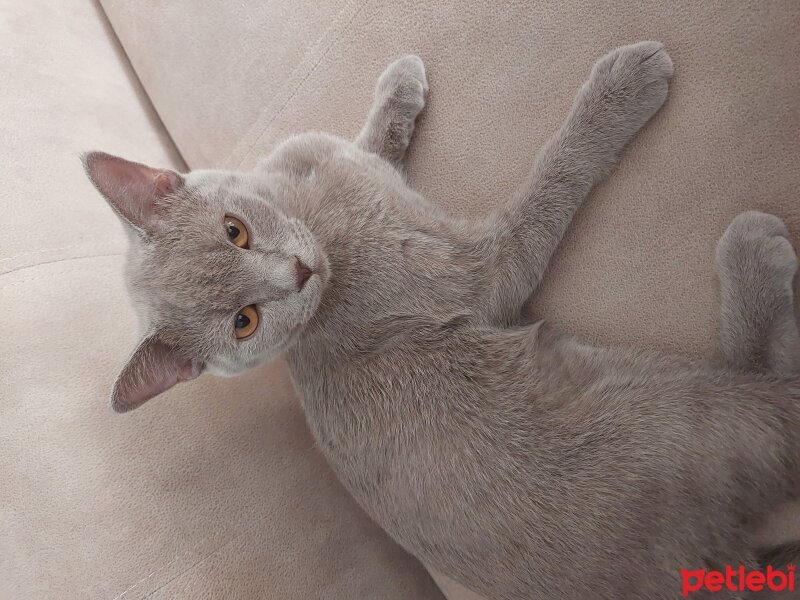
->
[110,536,240,600]
[0,254,122,290]
[92,0,189,172]
[0,243,117,263]
[0,248,123,276]
[110,547,193,600]
[227,0,371,169]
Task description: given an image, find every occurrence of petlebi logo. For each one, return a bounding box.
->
[681,565,796,596]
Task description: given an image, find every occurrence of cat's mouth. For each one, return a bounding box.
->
[296,259,329,297]
[295,256,314,291]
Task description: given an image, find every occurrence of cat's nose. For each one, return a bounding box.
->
[294,256,313,291]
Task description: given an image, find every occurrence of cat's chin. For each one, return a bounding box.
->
[205,364,246,378]
[206,352,280,378]
[206,358,276,379]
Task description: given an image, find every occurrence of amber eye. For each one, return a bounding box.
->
[234,305,259,339]
[224,215,249,248]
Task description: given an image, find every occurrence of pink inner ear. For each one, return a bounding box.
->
[112,336,203,413]
[82,151,183,230]
[154,170,181,196]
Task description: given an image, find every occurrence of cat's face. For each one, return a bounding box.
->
[126,167,328,375]
[83,152,328,412]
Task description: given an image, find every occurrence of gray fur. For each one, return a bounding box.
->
[83,43,800,599]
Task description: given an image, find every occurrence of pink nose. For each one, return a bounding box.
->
[294,257,313,291]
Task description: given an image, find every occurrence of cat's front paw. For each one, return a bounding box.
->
[717,211,798,291]
[578,41,673,137]
[375,55,428,114]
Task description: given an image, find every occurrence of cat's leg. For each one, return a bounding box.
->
[473,42,672,326]
[719,216,800,571]
[715,211,799,377]
[355,55,428,166]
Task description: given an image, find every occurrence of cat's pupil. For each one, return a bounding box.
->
[235,313,250,329]
[226,223,240,239]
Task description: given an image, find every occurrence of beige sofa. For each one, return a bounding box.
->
[2,1,798,598]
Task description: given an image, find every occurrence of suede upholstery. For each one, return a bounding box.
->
[4,1,800,598]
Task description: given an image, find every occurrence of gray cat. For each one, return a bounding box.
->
[83,42,800,599]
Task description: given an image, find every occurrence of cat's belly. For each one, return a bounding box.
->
[315,420,684,600]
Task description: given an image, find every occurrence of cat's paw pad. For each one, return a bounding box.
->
[584,41,673,129]
[376,55,428,112]
[717,211,797,282]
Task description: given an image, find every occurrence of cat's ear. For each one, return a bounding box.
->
[81,151,183,231]
[112,333,204,413]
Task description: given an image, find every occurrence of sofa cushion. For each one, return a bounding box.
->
[0,1,441,598]
[99,1,800,598]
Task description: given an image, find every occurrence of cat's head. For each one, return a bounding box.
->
[83,152,329,413]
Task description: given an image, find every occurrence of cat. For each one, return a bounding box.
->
[83,42,800,599]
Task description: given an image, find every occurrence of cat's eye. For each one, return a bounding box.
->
[234,305,259,339]
[224,215,249,248]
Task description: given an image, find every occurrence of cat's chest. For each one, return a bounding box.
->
[288,352,435,497]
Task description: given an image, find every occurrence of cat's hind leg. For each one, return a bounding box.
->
[716,212,800,553]
[355,55,427,166]
[715,211,799,377]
